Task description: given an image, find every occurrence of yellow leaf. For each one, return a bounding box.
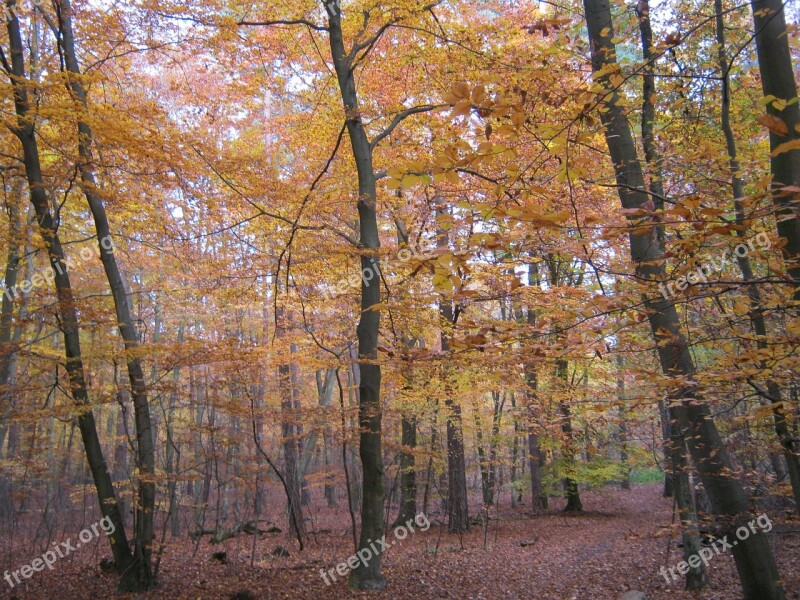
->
[446,170,461,184]
[401,174,420,188]
[434,155,453,168]
[432,273,453,292]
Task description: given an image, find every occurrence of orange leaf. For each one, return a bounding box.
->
[771,139,800,156]
[757,113,788,136]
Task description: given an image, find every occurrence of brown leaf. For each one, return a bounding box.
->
[757,113,789,136]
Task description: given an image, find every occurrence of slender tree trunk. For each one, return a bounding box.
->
[488,391,503,506]
[715,0,800,510]
[54,1,156,587]
[325,3,385,587]
[165,324,183,537]
[290,350,310,507]
[474,405,492,506]
[422,402,439,517]
[436,201,468,533]
[312,368,337,507]
[3,5,134,580]
[658,400,675,497]
[276,311,304,539]
[558,360,582,512]
[113,363,130,528]
[638,3,677,506]
[635,0,666,213]
[394,412,417,526]
[583,0,784,596]
[667,406,709,589]
[393,216,418,526]
[525,264,547,513]
[616,355,631,490]
[509,392,520,508]
[0,184,23,522]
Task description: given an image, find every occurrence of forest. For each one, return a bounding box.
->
[0,0,798,598]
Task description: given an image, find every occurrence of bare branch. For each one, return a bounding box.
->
[370,104,447,149]
[350,17,401,63]
[34,4,60,37]
[239,18,327,31]
[351,1,444,65]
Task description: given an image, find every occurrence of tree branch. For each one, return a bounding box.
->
[239,18,327,31]
[370,104,447,149]
[351,18,401,63]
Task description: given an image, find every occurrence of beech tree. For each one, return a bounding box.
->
[1,0,137,588]
[0,0,796,596]
[582,0,784,596]
[52,0,156,586]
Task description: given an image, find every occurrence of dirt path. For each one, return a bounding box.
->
[1,484,797,599]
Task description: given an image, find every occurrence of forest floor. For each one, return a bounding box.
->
[1,484,798,599]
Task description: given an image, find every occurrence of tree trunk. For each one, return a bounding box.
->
[325,3,385,588]
[558,360,582,512]
[667,406,709,589]
[715,0,800,511]
[165,326,182,538]
[474,405,493,506]
[113,363,130,529]
[582,0,784,596]
[311,368,338,507]
[509,392,520,508]
[635,0,666,213]
[658,400,675,497]
[441,296,469,533]
[392,217,418,527]
[422,403,439,517]
[3,5,134,581]
[524,264,547,513]
[436,201,469,533]
[54,1,156,587]
[488,391,503,506]
[277,312,304,539]
[394,413,417,526]
[638,2,678,504]
[750,0,800,303]
[0,184,23,522]
[616,355,631,490]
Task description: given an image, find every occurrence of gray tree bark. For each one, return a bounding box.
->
[582,0,784,596]
[2,1,135,580]
[53,1,156,587]
[325,3,385,588]
[715,0,800,511]
[751,0,800,303]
